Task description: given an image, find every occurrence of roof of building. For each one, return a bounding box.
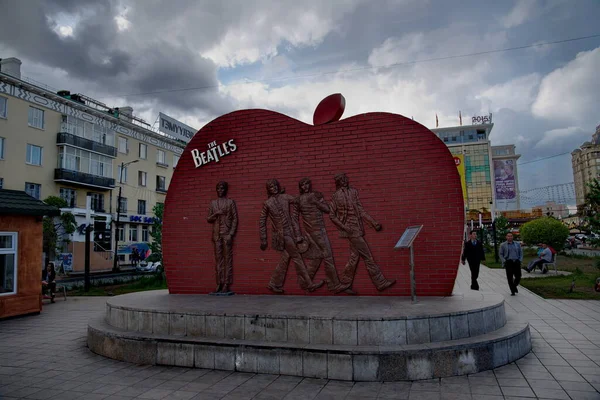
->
[0,190,60,216]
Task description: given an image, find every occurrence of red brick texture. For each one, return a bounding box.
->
[163,110,464,296]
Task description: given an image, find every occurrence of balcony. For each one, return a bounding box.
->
[57,132,117,158]
[54,169,115,190]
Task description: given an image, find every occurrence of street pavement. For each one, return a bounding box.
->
[0,263,599,400]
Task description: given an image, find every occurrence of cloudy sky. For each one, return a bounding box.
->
[1,0,599,204]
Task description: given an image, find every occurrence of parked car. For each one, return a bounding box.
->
[135,253,162,273]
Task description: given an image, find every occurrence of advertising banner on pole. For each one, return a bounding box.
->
[454,155,467,205]
[158,112,197,143]
[494,159,517,210]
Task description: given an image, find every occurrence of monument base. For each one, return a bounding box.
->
[87,290,531,381]
[209,291,235,296]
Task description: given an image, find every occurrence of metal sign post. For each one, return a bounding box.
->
[394,225,424,304]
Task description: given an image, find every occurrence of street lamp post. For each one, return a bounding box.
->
[112,159,139,272]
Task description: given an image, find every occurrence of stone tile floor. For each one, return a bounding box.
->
[0,263,599,400]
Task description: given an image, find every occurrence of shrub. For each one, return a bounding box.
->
[520,217,569,251]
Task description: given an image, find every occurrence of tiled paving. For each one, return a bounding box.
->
[1,263,599,400]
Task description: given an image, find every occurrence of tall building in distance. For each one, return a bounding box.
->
[572,124,600,211]
[431,118,496,214]
[491,144,521,211]
[0,57,186,272]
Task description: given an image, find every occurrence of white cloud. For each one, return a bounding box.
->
[500,0,538,28]
[532,47,600,126]
[114,15,131,31]
[476,73,541,113]
[532,126,588,151]
[204,2,361,67]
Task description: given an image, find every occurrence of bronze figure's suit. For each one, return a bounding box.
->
[259,179,324,294]
[294,178,350,294]
[207,181,238,293]
[329,173,396,292]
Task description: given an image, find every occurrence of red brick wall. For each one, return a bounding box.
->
[0,215,43,318]
[163,111,464,296]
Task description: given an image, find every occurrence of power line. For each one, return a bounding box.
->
[518,151,572,166]
[111,33,600,99]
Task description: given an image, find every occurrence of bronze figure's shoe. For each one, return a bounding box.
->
[377,279,396,291]
[216,284,223,293]
[332,282,352,294]
[306,280,325,292]
[267,284,284,294]
[222,284,229,293]
[343,288,357,295]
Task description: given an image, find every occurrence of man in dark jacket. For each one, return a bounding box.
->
[461,230,486,290]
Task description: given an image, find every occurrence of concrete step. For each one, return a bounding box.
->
[88,313,530,381]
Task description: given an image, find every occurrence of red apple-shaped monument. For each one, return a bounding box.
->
[163,95,464,296]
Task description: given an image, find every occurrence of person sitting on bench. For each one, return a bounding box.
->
[527,243,552,274]
[42,262,56,303]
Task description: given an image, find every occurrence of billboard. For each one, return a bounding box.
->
[454,155,467,205]
[159,112,197,143]
[494,159,517,210]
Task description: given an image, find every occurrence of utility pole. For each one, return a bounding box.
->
[112,159,138,272]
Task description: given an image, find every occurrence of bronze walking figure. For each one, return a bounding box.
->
[259,179,325,294]
[329,173,396,292]
[207,181,238,293]
[294,177,351,294]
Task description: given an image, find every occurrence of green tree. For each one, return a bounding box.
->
[583,178,600,245]
[494,215,511,241]
[42,196,77,262]
[520,217,569,251]
[149,202,165,279]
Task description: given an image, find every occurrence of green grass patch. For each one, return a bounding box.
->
[69,275,167,296]
[520,270,599,300]
[482,253,600,299]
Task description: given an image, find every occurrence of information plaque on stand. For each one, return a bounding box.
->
[394,225,423,303]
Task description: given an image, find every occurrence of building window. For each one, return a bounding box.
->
[59,147,113,178]
[138,171,147,187]
[117,165,128,183]
[26,144,43,165]
[173,154,180,168]
[139,143,147,159]
[88,192,104,212]
[0,137,4,159]
[156,176,166,192]
[118,137,128,154]
[117,226,125,241]
[443,137,448,142]
[24,182,41,199]
[59,188,77,208]
[157,150,167,166]
[0,232,17,295]
[0,178,3,189]
[28,106,44,129]
[451,136,457,142]
[129,225,138,242]
[138,200,146,215]
[0,96,6,119]
[118,197,128,214]
[142,226,149,242]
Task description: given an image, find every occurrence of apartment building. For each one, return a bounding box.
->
[0,57,185,272]
[572,124,600,211]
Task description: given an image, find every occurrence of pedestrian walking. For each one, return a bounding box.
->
[461,230,486,290]
[499,233,523,295]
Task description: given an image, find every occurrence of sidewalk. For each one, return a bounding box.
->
[0,263,599,400]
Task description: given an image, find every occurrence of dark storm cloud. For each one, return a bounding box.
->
[0,0,131,78]
[0,0,232,116]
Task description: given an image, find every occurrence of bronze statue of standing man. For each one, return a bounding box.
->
[329,173,396,292]
[207,181,238,293]
[294,178,351,294]
[259,179,324,294]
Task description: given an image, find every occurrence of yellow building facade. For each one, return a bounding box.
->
[0,58,185,272]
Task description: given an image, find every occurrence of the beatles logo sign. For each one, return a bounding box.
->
[190,139,237,168]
